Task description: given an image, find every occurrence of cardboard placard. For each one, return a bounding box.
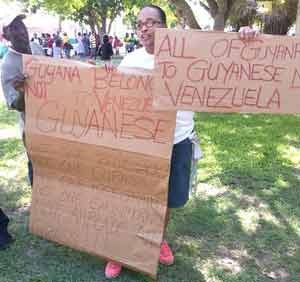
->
[154,28,300,114]
[24,55,176,278]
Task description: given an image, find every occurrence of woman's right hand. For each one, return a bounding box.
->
[238,26,260,41]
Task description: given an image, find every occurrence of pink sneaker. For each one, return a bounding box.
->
[105,261,122,279]
[159,240,174,265]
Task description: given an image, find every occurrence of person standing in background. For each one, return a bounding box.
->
[89,31,97,59]
[98,34,113,66]
[52,36,63,58]
[82,33,90,57]
[113,35,122,56]
[76,32,85,60]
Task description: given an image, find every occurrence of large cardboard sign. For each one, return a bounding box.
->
[154,29,300,114]
[24,55,176,278]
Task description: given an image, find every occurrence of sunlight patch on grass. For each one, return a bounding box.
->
[195,183,229,198]
[278,144,300,165]
[0,128,19,139]
[275,176,290,189]
[237,209,260,234]
[202,260,223,282]
[201,143,222,170]
[261,210,281,227]
[215,197,236,213]
[214,246,251,276]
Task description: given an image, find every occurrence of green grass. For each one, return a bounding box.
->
[1,103,300,282]
[0,103,18,129]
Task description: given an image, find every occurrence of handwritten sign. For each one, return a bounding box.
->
[24,55,176,278]
[154,29,300,113]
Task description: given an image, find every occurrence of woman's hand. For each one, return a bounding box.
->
[238,26,260,41]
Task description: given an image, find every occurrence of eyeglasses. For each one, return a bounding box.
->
[135,19,162,30]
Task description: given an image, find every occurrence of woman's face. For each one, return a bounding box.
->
[136,7,165,54]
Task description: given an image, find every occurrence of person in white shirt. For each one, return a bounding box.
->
[104,5,195,279]
[103,5,260,279]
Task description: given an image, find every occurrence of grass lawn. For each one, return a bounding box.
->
[1,103,300,282]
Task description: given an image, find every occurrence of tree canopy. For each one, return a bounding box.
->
[18,0,299,34]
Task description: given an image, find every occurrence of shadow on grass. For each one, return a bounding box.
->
[176,112,300,281]
[2,111,300,281]
[3,209,198,282]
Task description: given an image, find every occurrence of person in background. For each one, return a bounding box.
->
[52,36,63,58]
[30,37,45,56]
[124,32,130,53]
[41,33,48,55]
[0,208,13,250]
[113,35,122,56]
[63,40,73,59]
[128,32,137,52]
[62,32,69,45]
[98,34,113,66]
[32,32,41,45]
[62,32,71,58]
[46,33,53,56]
[82,33,90,57]
[76,32,85,60]
[89,31,97,59]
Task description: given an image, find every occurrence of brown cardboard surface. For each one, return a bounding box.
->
[154,29,300,114]
[24,55,176,278]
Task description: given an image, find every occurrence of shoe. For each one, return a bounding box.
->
[0,232,14,250]
[159,240,174,265]
[105,261,122,279]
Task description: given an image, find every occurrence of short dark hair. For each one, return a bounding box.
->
[103,34,109,43]
[141,4,167,25]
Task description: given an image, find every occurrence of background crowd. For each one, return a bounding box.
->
[0,30,141,61]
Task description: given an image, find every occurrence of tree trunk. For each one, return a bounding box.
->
[88,15,96,33]
[89,22,96,33]
[96,23,101,34]
[169,0,201,29]
[107,19,113,34]
[100,17,107,36]
[213,12,225,30]
[58,15,63,32]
